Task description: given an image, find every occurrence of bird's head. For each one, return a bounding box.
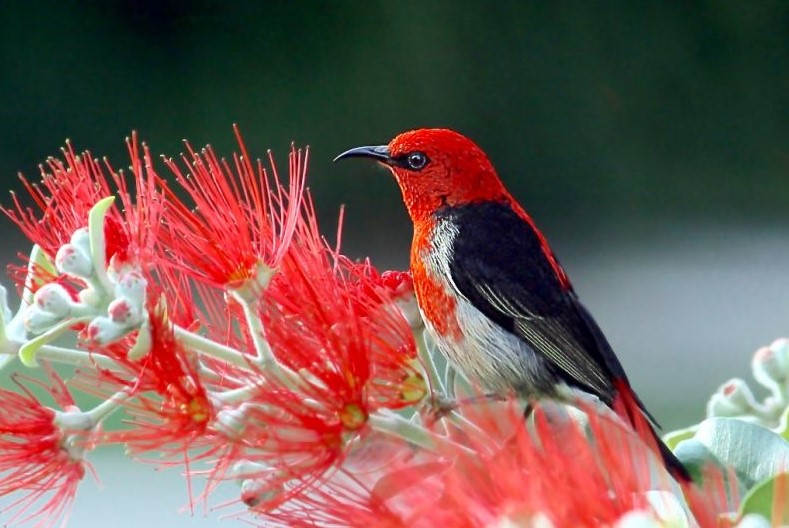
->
[335,129,509,222]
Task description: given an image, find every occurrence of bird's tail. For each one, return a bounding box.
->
[613,379,692,484]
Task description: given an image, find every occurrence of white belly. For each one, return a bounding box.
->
[421,295,557,395]
[419,221,557,396]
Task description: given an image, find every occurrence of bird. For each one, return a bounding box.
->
[334,128,690,482]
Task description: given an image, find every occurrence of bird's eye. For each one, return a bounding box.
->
[406,151,429,171]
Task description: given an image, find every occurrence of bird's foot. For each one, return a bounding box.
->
[421,394,458,423]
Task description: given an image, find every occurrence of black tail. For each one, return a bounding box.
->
[656,433,692,483]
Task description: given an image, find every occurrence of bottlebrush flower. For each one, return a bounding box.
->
[250,398,691,527]
[0,369,93,528]
[199,233,423,513]
[0,142,115,260]
[157,126,306,297]
[374,400,681,528]
[93,298,214,459]
[0,134,162,272]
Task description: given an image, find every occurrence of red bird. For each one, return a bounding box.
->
[335,128,689,482]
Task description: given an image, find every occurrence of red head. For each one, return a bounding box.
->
[335,129,510,222]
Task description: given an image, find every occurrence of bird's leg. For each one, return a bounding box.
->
[421,393,458,423]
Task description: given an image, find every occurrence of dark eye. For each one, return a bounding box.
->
[406,151,429,171]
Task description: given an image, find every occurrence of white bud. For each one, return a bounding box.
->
[106,298,143,327]
[86,316,128,345]
[70,227,91,252]
[707,379,758,417]
[239,473,282,509]
[78,287,101,307]
[22,304,62,334]
[55,243,92,278]
[231,459,270,481]
[33,283,74,317]
[752,339,788,388]
[114,270,147,310]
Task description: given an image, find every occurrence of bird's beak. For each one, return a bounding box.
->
[333,145,391,164]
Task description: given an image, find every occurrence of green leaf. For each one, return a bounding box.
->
[739,472,789,523]
[87,196,116,292]
[19,316,91,367]
[664,425,698,451]
[778,405,789,442]
[681,417,789,489]
[674,438,735,492]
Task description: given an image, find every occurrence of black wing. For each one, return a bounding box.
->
[441,201,627,403]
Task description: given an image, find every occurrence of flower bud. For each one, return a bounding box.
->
[239,475,282,509]
[78,287,101,306]
[55,243,92,278]
[86,316,128,345]
[231,459,269,481]
[752,339,788,389]
[113,270,147,310]
[707,379,758,417]
[22,304,62,334]
[33,283,74,318]
[107,298,143,327]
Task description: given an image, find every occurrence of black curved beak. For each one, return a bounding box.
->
[333,145,391,164]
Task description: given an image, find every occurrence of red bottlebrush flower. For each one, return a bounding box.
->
[0,369,91,528]
[200,233,423,512]
[0,134,162,271]
[0,142,116,259]
[259,466,414,528]
[101,134,165,270]
[263,248,422,414]
[157,126,306,293]
[100,299,214,458]
[367,400,681,528]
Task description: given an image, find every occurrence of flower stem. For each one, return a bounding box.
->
[0,355,15,373]
[233,294,301,389]
[173,325,252,368]
[235,295,276,366]
[416,329,445,394]
[445,362,457,401]
[215,384,261,403]
[85,389,131,425]
[37,344,120,371]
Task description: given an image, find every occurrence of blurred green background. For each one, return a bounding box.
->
[1,2,788,526]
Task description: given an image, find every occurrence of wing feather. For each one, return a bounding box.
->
[442,202,627,402]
